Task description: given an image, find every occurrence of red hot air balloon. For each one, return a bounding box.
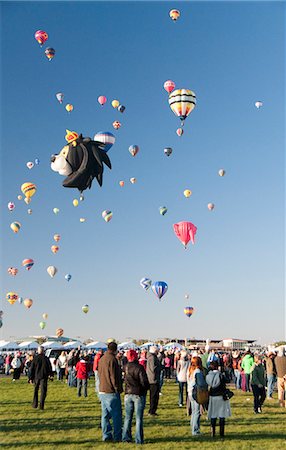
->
[173,221,197,249]
[34,30,48,46]
[164,80,175,94]
[98,96,107,106]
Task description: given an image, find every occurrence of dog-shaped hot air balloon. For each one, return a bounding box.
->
[51,130,112,193]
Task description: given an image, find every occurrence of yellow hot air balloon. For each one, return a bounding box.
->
[169,9,180,21]
[168,89,196,126]
[43,313,48,320]
[184,189,192,198]
[51,245,59,254]
[73,199,79,207]
[82,304,89,314]
[10,222,21,233]
[111,100,120,108]
[23,298,33,309]
[21,182,36,199]
[65,104,74,113]
[6,292,18,305]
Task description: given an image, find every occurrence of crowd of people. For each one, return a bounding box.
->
[1,344,286,444]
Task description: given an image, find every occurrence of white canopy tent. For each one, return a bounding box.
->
[0,341,19,351]
[163,342,185,350]
[18,341,39,351]
[86,341,107,350]
[118,342,139,350]
[63,341,86,350]
[41,341,64,349]
[139,342,157,349]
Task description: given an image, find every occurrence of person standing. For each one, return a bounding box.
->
[266,351,277,399]
[75,355,89,397]
[122,349,149,445]
[98,341,123,442]
[241,349,254,392]
[206,361,231,438]
[274,348,286,407]
[146,346,161,416]
[11,353,22,381]
[5,354,12,376]
[30,346,53,410]
[187,356,206,436]
[232,351,242,390]
[93,349,104,398]
[177,351,189,407]
[58,351,67,381]
[250,355,266,413]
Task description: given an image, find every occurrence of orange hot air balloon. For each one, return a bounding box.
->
[65,104,74,113]
[54,234,60,242]
[23,298,33,309]
[56,328,64,337]
[169,9,180,21]
[119,181,124,187]
[51,245,59,254]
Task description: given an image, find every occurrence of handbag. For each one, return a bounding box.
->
[223,388,234,401]
[192,384,209,405]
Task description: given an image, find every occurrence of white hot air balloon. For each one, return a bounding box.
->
[47,266,57,278]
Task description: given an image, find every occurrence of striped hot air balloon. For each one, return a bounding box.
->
[140,278,152,291]
[56,328,64,337]
[22,259,34,270]
[168,89,196,126]
[34,30,48,46]
[45,47,55,61]
[102,210,113,222]
[10,222,21,233]
[21,182,36,199]
[184,306,194,318]
[151,281,168,300]
[94,131,116,152]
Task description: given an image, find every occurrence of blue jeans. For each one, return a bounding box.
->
[234,369,241,389]
[267,374,276,398]
[77,378,87,397]
[123,394,146,444]
[190,398,201,435]
[178,382,187,405]
[99,393,122,442]
[94,371,100,399]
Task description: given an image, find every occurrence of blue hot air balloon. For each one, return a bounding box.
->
[94,131,116,152]
[140,277,152,291]
[65,274,72,282]
[151,281,168,300]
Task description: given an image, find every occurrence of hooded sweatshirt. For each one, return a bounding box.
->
[241,354,254,374]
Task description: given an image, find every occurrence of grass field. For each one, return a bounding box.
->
[1,377,285,449]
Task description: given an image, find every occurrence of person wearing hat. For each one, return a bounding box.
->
[266,352,277,399]
[146,346,161,416]
[122,349,149,444]
[274,348,286,407]
[98,342,123,442]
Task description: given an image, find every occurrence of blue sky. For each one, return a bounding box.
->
[1,1,285,344]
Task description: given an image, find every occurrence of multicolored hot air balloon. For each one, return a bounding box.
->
[102,210,113,222]
[47,266,57,277]
[94,131,116,152]
[8,202,15,211]
[10,222,21,233]
[6,292,18,305]
[82,304,89,314]
[39,321,46,330]
[140,278,152,291]
[23,298,33,309]
[54,234,60,242]
[169,89,196,126]
[34,30,48,46]
[130,177,137,184]
[151,281,168,300]
[8,267,18,276]
[173,221,197,249]
[98,95,107,106]
[56,328,64,337]
[45,47,55,61]
[159,206,168,216]
[65,104,73,113]
[113,121,121,130]
[22,259,34,271]
[65,274,72,282]
[129,145,139,157]
[184,306,194,318]
[164,147,172,157]
[21,182,36,199]
[56,93,64,104]
[169,9,180,21]
[51,245,59,254]
[27,161,34,169]
[176,128,184,137]
[164,80,175,93]
[111,100,120,108]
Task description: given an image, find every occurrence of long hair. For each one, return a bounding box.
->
[188,356,202,377]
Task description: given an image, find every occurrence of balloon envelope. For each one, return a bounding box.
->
[255,101,263,109]
[65,104,73,112]
[159,206,168,216]
[176,128,184,137]
[51,245,59,254]
[45,47,55,60]
[173,221,197,248]
[164,147,172,156]
[54,234,60,242]
[129,145,139,157]
[98,95,107,106]
[169,89,196,123]
[82,304,89,314]
[111,100,120,108]
[140,278,152,291]
[47,266,57,277]
[21,182,36,199]
[102,210,113,222]
[164,80,175,93]
[8,202,15,211]
[184,190,192,198]
[218,169,225,177]
[6,292,18,305]
[23,298,33,309]
[56,328,64,337]
[22,259,34,270]
[113,121,121,130]
[8,267,18,276]
[207,203,215,210]
[94,131,116,152]
[10,222,21,233]
[56,93,64,104]
[53,208,60,214]
[43,313,48,320]
[39,321,46,330]
[34,30,48,45]
[169,9,180,21]
[151,281,168,300]
[65,274,72,282]
[184,306,194,317]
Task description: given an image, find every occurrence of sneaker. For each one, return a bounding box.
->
[159,392,163,396]
[258,407,262,413]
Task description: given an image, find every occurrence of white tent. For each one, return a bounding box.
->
[41,341,63,349]
[164,342,185,350]
[86,341,107,350]
[63,341,86,350]
[0,341,19,351]
[118,342,139,350]
[18,341,39,350]
[139,342,157,349]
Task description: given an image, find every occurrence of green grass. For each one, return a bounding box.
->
[0,378,285,449]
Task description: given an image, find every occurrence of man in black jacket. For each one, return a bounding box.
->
[30,346,53,410]
[146,346,161,416]
[122,349,149,444]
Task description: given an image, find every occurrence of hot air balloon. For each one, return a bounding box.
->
[17,195,22,201]
[173,221,197,249]
[73,199,79,207]
[27,161,34,169]
[119,180,125,187]
[10,222,21,233]
[8,267,18,276]
[51,245,59,254]
[130,177,136,184]
[159,206,168,216]
[56,328,64,337]
[82,304,89,314]
[151,281,168,300]
[102,210,113,222]
[94,131,116,152]
[53,234,60,242]
[184,306,194,318]
[176,128,184,137]
[56,93,64,104]
[169,9,180,21]
[164,80,175,94]
[113,121,121,130]
[45,47,55,61]
[207,203,215,211]
[185,293,190,300]
[23,298,33,309]
[27,209,32,215]
[43,313,48,320]
[65,274,72,282]
[169,89,196,126]
[18,297,23,305]
[79,218,86,223]
[22,259,34,270]
[35,158,40,165]
[53,208,60,214]
[34,30,48,46]
[39,321,46,330]
[47,266,57,277]
[184,190,192,198]
[8,202,15,211]
[6,292,18,305]
[164,147,172,156]
[21,182,36,199]
[218,169,225,177]
[111,100,120,108]
[118,105,125,113]
[98,95,107,106]
[129,145,139,157]
[24,197,31,205]
[140,278,152,291]
[66,104,73,113]
[255,101,263,109]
